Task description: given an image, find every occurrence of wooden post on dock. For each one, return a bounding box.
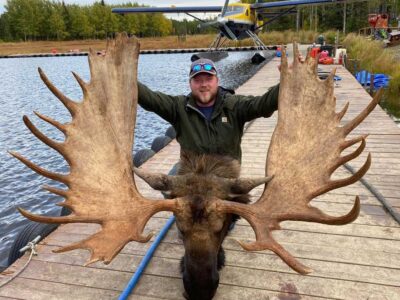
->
[363,70,368,87]
[353,59,358,76]
[370,73,375,96]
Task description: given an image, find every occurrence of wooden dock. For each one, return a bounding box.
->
[1,51,399,299]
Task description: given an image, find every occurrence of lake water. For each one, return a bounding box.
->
[0,51,272,267]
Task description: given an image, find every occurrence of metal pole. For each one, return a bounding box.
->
[343,2,347,34]
[297,9,300,32]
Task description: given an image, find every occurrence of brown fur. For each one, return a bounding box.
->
[167,151,250,300]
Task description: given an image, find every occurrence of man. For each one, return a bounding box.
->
[138,58,279,161]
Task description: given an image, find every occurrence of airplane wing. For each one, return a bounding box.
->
[112,6,222,14]
[251,0,367,10]
[112,1,367,15]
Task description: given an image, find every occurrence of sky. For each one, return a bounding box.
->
[0,0,228,15]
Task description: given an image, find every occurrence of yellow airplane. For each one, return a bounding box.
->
[112,0,368,59]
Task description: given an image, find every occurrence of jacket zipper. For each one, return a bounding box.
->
[186,103,212,149]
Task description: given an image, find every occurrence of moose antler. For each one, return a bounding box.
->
[10,33,177,265]
[217,43,382,274]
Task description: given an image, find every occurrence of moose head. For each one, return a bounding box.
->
[135,152,271,299]
[11,33,381,299]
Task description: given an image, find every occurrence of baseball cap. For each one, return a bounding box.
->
[189,58,217,79]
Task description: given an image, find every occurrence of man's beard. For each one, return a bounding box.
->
[193,89,217,106]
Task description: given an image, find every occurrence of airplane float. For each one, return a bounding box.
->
[112,0,369,62]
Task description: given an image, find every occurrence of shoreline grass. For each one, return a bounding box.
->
[0,35,216,55]
[0,30,332,56]
[342,34,400,119]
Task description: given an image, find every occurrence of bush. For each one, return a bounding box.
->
[343,33,400,118]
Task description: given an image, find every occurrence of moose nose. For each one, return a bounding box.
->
[183,273,219,300]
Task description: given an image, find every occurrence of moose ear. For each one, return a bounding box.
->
[228,176,273,194]
[133,167,172,191]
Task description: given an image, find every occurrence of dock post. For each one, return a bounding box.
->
[363,70,368,87]
[353,60,358,77]
[370,73,375,96]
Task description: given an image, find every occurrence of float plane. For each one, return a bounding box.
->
[112,0,368,62]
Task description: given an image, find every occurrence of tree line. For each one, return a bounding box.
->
[266,0,400,33]
[0,0,399,42]
[0,0,174,41]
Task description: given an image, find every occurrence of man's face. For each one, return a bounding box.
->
[190,73,219,107]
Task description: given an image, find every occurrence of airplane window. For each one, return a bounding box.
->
[225,6,245,16]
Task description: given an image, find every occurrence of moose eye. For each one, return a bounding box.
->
[210,217,225,233]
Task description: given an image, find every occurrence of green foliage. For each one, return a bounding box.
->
[171,18,217,36]
[265,0,399,33]
[343,34,400,118]
[0,0,173,40]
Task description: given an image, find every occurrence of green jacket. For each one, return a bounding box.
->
[138,82,279,161]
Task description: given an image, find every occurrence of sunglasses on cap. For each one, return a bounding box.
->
[191,63,215,72]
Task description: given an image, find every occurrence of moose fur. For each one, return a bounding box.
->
[158,152,250,300]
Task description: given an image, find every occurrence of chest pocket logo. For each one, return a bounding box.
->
[222,117,228,123]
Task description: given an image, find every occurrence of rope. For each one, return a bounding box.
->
[0,235,41,288]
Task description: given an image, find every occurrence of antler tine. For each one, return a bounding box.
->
[325,67,337,86]
[336,101,350,122]
[280,44,289,72]
[290,197,360,225]
[304,49,318,75]
[43,185,68,197]
[343,89,383,135]
[314,153,371,197]
[9,151,68,184]
[87,48,97,75]
[22,115,66,159]
[71,71,88,96]
[38,67,78,117]
[341,134,368,150]
[18,207,84,224]
[330,138,366,174]
[34,111,66,134]
[238,236,312,275]
[305,46,312,61]
[56,201,73,209]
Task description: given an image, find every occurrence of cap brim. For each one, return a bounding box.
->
[189,70,217,79]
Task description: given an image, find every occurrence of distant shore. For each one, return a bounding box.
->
[0,34,239,56]
[0,30,324,56]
